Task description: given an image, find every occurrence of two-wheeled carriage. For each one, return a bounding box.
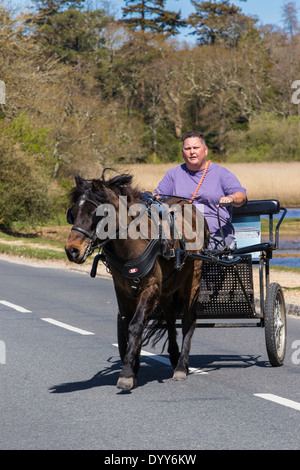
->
[115,197,287,368]
[177,199,287,367]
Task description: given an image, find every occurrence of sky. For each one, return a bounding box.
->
[112,0,298,28]
[166,0,296,27]
[111,0,299,44]
[4,0,299,35]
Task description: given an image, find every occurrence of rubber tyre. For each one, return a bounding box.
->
[117,312,128,364]
[264,283,286,367]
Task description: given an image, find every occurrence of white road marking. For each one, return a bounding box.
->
[254,394,300,412]
[41,318,94,336]
[112,343,208,375]
[0,300,32,313]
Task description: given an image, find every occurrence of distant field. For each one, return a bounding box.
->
[116,162,300,206]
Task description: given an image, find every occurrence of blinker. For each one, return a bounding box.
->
[66,207,74,225]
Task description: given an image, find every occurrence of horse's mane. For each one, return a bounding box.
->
[70,168,141,204]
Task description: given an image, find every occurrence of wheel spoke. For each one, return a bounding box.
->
[264,283,286,366]
[274,300,285,351]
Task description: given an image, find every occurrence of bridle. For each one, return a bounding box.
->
[67,197,101,257]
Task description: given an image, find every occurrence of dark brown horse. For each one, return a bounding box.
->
[65,170,207,390]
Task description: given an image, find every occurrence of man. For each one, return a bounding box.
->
[154,130,247,250]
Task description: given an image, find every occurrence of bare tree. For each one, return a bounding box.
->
[282,1,299,40]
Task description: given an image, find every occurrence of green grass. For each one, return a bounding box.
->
[1,218,300,271]
[271,265,300,273]
[6,212,68,233]
[261,217,300,234]
[1,235,65,249]
[0,244,66,260]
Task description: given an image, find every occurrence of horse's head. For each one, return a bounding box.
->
[65,170,139,264]
[65,176,100,263]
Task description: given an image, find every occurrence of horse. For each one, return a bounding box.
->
[65,169,208,390]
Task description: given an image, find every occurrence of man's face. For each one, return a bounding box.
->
[182,137,208,171]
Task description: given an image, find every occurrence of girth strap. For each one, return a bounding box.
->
[103,238,162,280]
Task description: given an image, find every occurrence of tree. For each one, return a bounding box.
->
[188,0,257,47]
[121,0,185,36]
[30,0,84,22]
[26,1,111,63]
[282,1,299,40]
[180,33,272,156]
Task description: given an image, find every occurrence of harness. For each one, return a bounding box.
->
[90,195,180,294]
[67,193,179,285]
[67,192,241,296]
[103,238,162,280]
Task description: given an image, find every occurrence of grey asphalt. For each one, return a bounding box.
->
[0,260,299,450]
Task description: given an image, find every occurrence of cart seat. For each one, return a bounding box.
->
[232,199,280,217]
[232,199,283,258]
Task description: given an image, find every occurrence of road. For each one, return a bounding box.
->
[0,259,299,450]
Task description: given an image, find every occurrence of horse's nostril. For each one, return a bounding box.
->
[65,246,80,261]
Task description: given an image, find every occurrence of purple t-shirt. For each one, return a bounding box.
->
[154,162,246,236]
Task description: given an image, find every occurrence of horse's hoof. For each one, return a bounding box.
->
[117,376,137,390]
[172,370,187,381]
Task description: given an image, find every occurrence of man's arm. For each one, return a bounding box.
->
[219,191,247,207]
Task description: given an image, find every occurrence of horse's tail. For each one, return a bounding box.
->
[142,306,168,351]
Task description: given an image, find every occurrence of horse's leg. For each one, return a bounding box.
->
[172,307,196,381]
[167,317,180,369]
[117,286,159,390]
[160,298,180,369]
[172,266,201,381]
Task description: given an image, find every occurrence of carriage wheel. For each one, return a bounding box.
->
[117,312,128,363]
[264,283,286,367]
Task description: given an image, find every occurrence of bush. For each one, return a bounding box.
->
[0,135,63,230]
[5,113,53,157]
[226,113,300,162]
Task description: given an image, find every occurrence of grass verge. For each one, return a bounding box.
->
[0,218,299,271]
[271,265,300,274]
[0,244,66,260]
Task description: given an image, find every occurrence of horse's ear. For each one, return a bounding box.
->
[75,175,84,186]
